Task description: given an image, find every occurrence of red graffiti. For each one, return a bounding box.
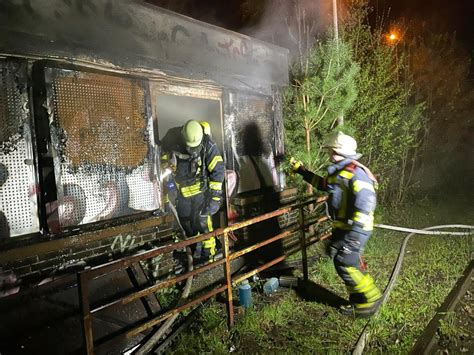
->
[217,38,251,59]
[218,38,233,53]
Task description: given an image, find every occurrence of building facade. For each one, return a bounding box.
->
[0,0,290,293]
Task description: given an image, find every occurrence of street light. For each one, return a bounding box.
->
[332,0,339,42]
[386,29,401,45]
[332,0,344,125]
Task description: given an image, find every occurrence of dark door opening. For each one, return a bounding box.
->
[155,94,223,153]
[155,93,225,228]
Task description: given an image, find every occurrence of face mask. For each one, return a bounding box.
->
[186,144,202,157]
[328,149,344,163]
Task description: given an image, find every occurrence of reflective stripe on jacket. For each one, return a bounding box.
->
[301,158,377,234]
[166,134,224,201]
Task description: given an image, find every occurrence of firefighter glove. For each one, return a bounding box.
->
[290,157,305,174]
[167,153,177,172]
[160,155,177,180]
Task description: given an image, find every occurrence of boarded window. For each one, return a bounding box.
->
[44,68,160,229]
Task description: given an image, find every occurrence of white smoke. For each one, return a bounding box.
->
[240,0,338,63]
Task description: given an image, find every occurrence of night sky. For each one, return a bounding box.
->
[147,0,474,54]
[372,0,474,50]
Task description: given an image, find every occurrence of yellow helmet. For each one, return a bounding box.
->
[182,120,203,147]
[200,121,212,136]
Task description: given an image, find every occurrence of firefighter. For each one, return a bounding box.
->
[199,120,212,136]
[161,120,224,261]
[290,131,382,317]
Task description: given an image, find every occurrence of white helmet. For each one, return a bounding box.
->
[324,131,358,157]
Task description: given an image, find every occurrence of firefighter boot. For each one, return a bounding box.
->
[339,267,382,318]
[339,297,382,318]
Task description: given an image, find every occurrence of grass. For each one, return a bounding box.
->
[166,197,473,354]
[438,312,458,340]
[437,309,473,349]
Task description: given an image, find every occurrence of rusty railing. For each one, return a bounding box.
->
[78,195,330,354]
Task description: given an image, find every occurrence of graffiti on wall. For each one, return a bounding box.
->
[110,233,137,254]
[44,67,161,232]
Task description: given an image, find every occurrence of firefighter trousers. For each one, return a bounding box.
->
[329,228,382,309]
[176,193,216,261]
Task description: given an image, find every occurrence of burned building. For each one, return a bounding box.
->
[0,0,288,278]
[0,2,308,353]
[0,1,291,301]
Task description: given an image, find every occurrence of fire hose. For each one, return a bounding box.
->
[136,197,194,355]
[351,224,474,355]
[135,171,472,354]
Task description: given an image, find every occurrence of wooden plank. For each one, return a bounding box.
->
[410,261,474,354]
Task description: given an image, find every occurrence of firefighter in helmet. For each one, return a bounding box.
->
[161,120,224,261]
[290,131,382,317]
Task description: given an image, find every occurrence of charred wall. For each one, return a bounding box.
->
[0,216,175,295]
[0,60,176,296]
[0,0,290,298]
[0,0,289,95]
[0,60,39,238]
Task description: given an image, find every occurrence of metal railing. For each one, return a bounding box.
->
[78,195,330,354]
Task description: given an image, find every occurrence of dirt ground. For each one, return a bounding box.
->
[435,278,474,354]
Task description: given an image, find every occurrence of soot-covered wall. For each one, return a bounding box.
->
[223,91,282,196]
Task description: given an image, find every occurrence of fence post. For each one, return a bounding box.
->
[222,231,234,327]
[299,205,308,281]
[78,272,95,355]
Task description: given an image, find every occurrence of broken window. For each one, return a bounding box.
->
[151,85,224,227]
[155,93,223,152]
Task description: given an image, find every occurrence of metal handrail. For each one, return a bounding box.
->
[78,195,329,354]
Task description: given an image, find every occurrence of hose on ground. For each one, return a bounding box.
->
[136,199,194,355]
[136,246,194,355]
[352,224,474,355]
[375,223,471,236]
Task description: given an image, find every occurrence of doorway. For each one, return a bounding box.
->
[155,94,223,153]
[152,87,226,228]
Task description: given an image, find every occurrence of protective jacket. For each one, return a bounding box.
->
[161,127,224,261]
[161,128,224,210]
[299,158,376,235]
[175,135,223,209]
[296,158,381,310]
